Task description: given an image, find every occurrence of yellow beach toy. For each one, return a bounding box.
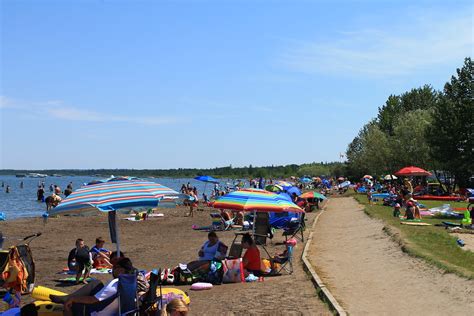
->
[31,286,66,315]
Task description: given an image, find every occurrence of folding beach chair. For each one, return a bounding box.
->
[210,212,235,231]
[118,273,139,316]
[276,245,294,275]
[282,214,305,242]
[87,273,139,316]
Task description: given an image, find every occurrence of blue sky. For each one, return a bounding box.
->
[1,0,472,169]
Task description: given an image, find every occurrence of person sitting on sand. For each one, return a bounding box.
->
[241,233,261,276]
[91,237,112,268]
[67,239,92,284]
[51,257,146,316]
[198,231,228,261]
[161,298,189,316]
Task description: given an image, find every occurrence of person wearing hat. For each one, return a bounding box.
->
[51,257,146,316]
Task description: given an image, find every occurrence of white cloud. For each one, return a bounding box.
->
[278,11,473,77]
[0,96,184,126]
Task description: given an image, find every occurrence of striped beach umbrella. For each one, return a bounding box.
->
[212,189,304,213]
[301,191,327,200]
[50,180,180,215]
[49,180,182,253]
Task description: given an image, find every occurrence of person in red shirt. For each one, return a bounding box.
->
[241,233,261,276]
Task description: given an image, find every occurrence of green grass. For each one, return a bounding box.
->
[350,193,474,279]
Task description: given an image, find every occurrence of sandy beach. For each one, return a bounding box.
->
[1,206,329,315]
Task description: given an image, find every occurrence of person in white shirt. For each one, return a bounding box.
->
[51,257,139,316]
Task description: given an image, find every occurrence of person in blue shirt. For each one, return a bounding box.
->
[90,237,112,268]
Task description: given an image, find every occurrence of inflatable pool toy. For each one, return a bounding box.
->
[414,195,463,201]
[190,282,213,290]
[0,212,5,221]
[31,286,66,301]
[34,301,63,316]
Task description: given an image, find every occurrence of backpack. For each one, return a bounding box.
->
[75,247,90,264]
[1,246,29,293]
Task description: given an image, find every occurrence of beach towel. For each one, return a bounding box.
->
[54,277,95,283]
[59,268,111,275]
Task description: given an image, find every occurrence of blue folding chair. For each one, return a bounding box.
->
[277,245,294,275]
[118,273,139,316]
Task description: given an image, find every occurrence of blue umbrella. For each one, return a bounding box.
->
[194,175,219,197]
[194,175,219,184]
[301,177,312,183]
[277,192,292,202]
[49,180,182,253]
[285,186,302,196]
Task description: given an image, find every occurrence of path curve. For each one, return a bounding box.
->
[308,197,474,315]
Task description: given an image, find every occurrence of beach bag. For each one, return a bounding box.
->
[172,266,194,285]
[222,258,244,283]
[1,247,29,293]
[16,244,35,292]
[74,247,90,264]
[205,261,223,285]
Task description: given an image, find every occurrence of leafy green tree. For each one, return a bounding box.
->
[391,109,434,169]
[361,124,392,176]
[377,86,439,135]
[427,57,474,188]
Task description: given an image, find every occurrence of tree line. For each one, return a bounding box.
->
[0,162,345,179]
[345,57,473,191]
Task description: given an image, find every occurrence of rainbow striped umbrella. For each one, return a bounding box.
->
[212,189,304,213]
[50,180,180,215]
[301,191,327,200]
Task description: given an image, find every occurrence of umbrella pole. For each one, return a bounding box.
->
[253,210,256,235]
[108,210,121,255]
[115,211,121,255]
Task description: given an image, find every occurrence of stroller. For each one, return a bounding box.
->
[0,232,41,294]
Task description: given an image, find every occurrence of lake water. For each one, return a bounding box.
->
[0,175,233,220]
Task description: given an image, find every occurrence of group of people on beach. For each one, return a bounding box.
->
[362,178,424,220]
[52,243,188,316]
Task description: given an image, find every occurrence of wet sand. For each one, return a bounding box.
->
[1,206,329,315]
[309,197,474,315]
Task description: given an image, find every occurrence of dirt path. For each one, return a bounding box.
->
[308,197,474,315]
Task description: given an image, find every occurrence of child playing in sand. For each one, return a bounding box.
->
[67,238,92,284]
